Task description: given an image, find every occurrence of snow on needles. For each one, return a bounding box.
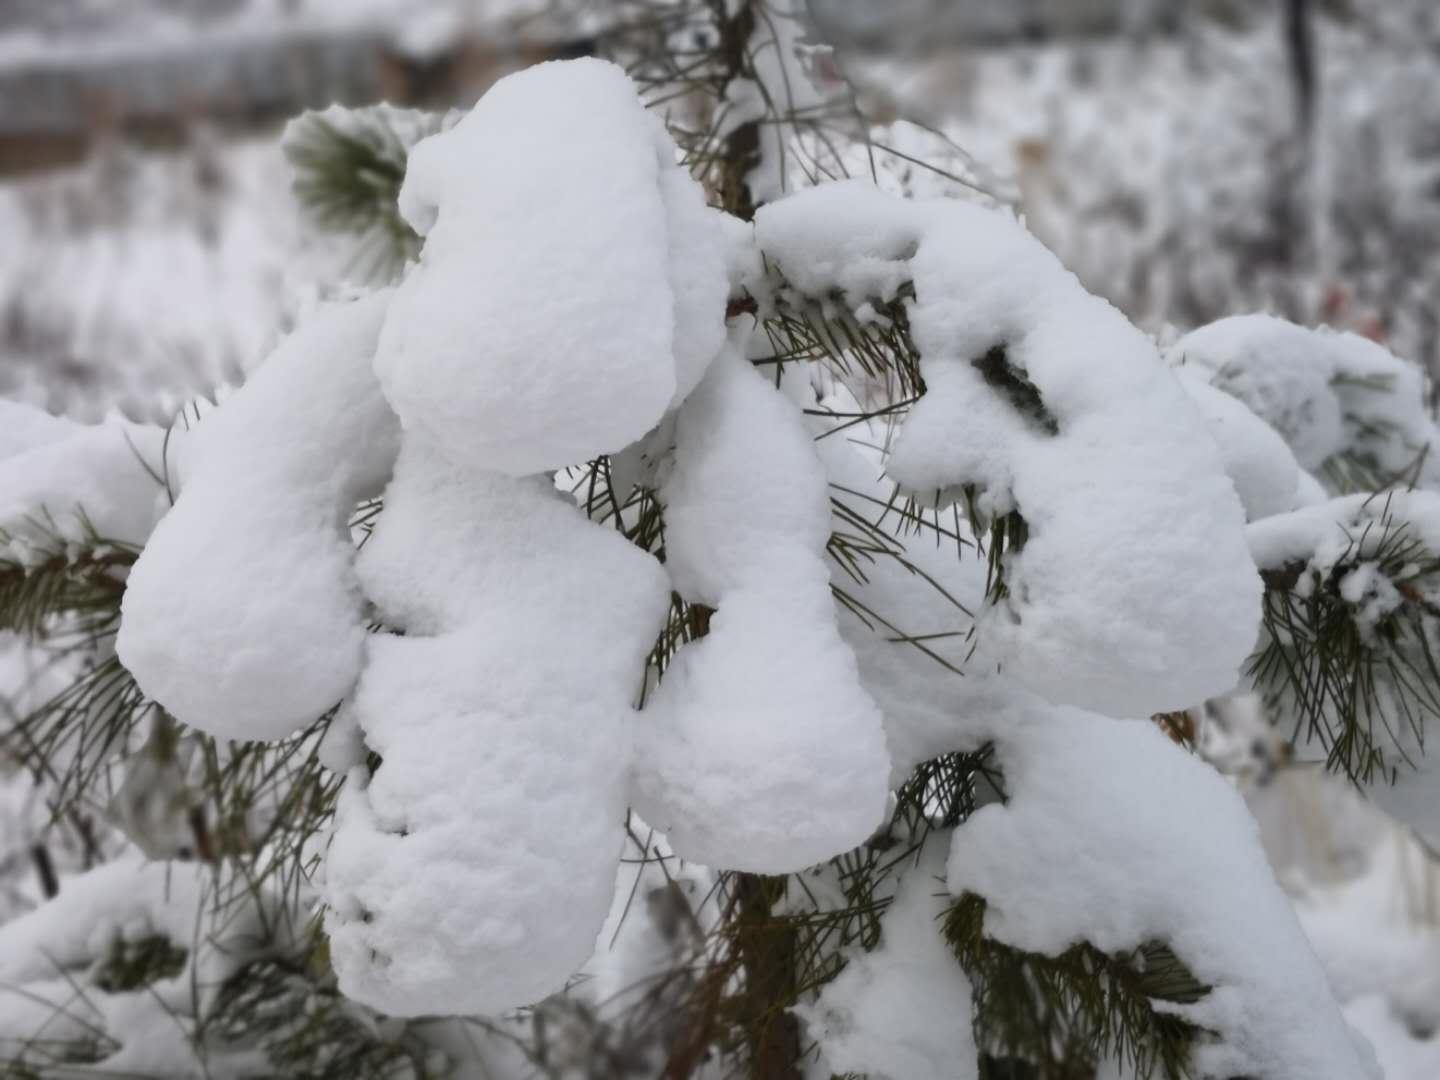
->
[0,857,278,1075]
[322,59,731,1014]
[0,400,168,551]
[328,450,672,1016]
[948,695,1378,1080]
[378,58,727,475]
[755,182,1261,717]
[91,54,1393,1069]
[817,432,989,785]
[109,57,740,1017]
[1169,313,1440,488]
[1173,368,1306,522]
[799,839,978,1080]
[1246,490,1440,846]
[118,291,398,742]
[631,339,891,872]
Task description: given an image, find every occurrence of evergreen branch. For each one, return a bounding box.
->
[944,894,1208,1080]
[0,520,135,639]
[1248,501,1440,784]
[762,277,926,406]
[209,932,439,1080]
[283,106,445,283]
[658,751,996,1077]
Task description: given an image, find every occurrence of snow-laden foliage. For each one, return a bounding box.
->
[631,340,891,872]
[0,858,278,1074]
[5,10,1440,1076]
[1171,315,1440,492]
[0,400,168,551]
[1168,312,1440,822]
[946,701,1366,1080]
[874,3,1440,398]
[756,180,1260,718]
[118,293,398,742]
[797,839,978,1079]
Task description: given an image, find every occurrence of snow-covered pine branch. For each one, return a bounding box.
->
[3,5,1440,1077]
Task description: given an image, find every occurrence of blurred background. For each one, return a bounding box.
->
[3,0,1440,1074]
[3,0,1437,423]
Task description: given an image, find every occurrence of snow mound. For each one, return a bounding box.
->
[949,694,1379,1080]
[1174,367,1303,521]
[757,182,1260,717]
[632,341,892,872]
[0,400,168,549]
[376,57,726,475]
[1170,314,1440,488]
[324,58,723,1015]
[326,451,671,1016]
[0,856,276,1074]
[119,292,398,741]
[819,432,989,784]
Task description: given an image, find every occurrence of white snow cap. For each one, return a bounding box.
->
[1246,490,1440,846]
[756,182,1261,717]
[376,57,728,474]
[1246,490,1440,576]
[326,449,671,1017]
[1170,314,1440,487]
[116,57,731,1018]
[799,839,978,1080]
[0,401,168,549]
[949,693,1379,1080]
[1174,367,1302,522]
[0,399,76,461]
[119,292,399,741]
[632,340,892,873]
[322,58,728,1016]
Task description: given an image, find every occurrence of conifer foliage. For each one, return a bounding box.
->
[2,3,1439,1078]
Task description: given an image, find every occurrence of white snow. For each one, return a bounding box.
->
[1246,490,1440,574]
[376,57,726,476]
[756,181,1261,718]
[110,56,735,1019]
[0,402,168,548]
[1174,367,1303,522]
[947,694,1379,1080]
[1245,491,1440,844]
[1171,316,1349,473]
[0,856,275,1068]
[118,291,398,742]
[1345,996,1440,1080]
[798,840,978,1080]
[1245,771,1440,1080]
[316,58,733,1018]
[632,340,891,873]
[0,400,75,460]
[1170,314,1440,488]
[29,45,1415,1075]
[326,447,671,1017]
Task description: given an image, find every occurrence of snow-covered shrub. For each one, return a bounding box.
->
[4,4,1440,1077]
[1163,314,1440,846]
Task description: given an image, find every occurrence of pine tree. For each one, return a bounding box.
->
[1,4,1438,1079]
